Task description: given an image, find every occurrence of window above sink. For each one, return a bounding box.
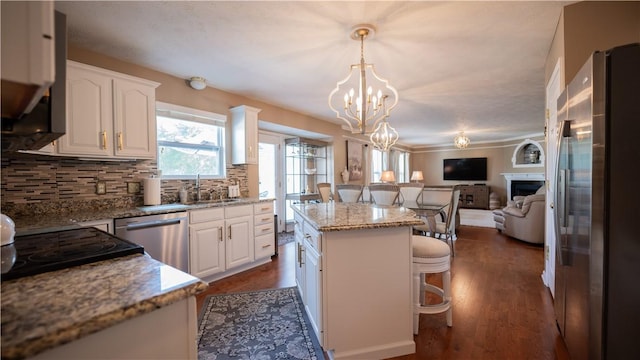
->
[156,102,227,179]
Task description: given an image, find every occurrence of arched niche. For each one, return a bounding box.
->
[511,139,545,168]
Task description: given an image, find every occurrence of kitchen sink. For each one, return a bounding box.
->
[190,198,242,205]
[137,203,191,212]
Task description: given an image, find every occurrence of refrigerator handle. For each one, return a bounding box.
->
[554,120,572,266]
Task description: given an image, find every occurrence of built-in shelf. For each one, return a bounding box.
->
[512,139,545,168]
[285,137,329,223]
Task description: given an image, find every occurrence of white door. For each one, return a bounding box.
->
[259,131,284,233]
[544,59,562,295]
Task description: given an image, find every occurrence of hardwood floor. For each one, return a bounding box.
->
[196,226,570,360]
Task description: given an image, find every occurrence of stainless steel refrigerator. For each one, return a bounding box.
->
[554,43,640,360]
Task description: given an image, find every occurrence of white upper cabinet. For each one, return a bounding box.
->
[230,105,261,165]
[0,1,55,118]
[59,61,159,159]
[112,76,158,158]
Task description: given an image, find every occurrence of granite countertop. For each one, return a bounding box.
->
[291,202,423,232]
[14,197,274,235]
[0,253,208,360]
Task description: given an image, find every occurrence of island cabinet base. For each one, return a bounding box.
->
[30,297,198,360]
[322,226,415,359]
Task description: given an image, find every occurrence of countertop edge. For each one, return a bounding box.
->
[316,218,424,232]
[0,253,209,360]
[2,280,208,360]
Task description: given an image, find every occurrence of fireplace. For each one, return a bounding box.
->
[511,180,544,198]
[501,173,545,200]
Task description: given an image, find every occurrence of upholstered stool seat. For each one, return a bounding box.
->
[412,235,452,334]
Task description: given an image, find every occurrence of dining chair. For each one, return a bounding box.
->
[335,184,363,203]
[398,182,424,204]
[368,183,400,206]
[317,183,332,203]
[415,189,460,256]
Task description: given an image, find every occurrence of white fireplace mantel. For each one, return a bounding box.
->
[501,173,545,200]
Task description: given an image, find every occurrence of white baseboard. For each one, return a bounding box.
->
[459,208,495,228]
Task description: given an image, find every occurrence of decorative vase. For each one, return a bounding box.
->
[341,167,350,184]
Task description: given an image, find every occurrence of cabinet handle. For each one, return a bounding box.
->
[219,227,223,241]
[117,132,123,150]
[297,243,304,267]
[261,217,270,222]
[228,225,232,239]
[262,244,272,248]
[101,131,108,150]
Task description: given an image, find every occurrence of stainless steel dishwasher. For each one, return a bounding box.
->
[115,212,189,273]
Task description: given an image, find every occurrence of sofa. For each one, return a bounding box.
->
[494,186,545,244]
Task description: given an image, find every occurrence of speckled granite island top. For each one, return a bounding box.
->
[291,202,423,232]
[0,254,208,360]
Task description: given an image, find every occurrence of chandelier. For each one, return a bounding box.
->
[369,115,399,151]
[454,131,471,149]
[328,25,398,135]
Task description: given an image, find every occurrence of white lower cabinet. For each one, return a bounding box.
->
[304,241,322,339]
[294,214,305,297]
[224,205,254,269]
[292,218,415,359]
[31,297,197,360]
[190,203,272,283]
[294,213,323,346]
[253,201,275,259]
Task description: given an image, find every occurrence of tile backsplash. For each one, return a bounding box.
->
[1,152,247,217]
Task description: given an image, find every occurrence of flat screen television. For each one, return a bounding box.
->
[443,157,487,181]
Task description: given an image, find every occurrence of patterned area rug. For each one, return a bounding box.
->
[277,231,295,246]
[198,287,324,360]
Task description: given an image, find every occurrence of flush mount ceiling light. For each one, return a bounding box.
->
[189,77,206,90]
[454,131,471,149]
[328,24,399,135]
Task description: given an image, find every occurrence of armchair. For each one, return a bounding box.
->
[498,187,545,244]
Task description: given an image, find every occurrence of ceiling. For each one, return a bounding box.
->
[55,1,567,147]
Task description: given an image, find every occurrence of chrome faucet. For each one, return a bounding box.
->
[195,174,202,201]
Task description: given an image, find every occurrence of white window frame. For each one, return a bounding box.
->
[156,102,227,180]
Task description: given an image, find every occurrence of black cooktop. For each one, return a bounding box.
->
[1,227,144,281]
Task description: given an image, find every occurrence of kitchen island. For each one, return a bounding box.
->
[291,202,423,360]
[1,253,208,360]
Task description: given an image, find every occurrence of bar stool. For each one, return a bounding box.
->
[412,235,452,334]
